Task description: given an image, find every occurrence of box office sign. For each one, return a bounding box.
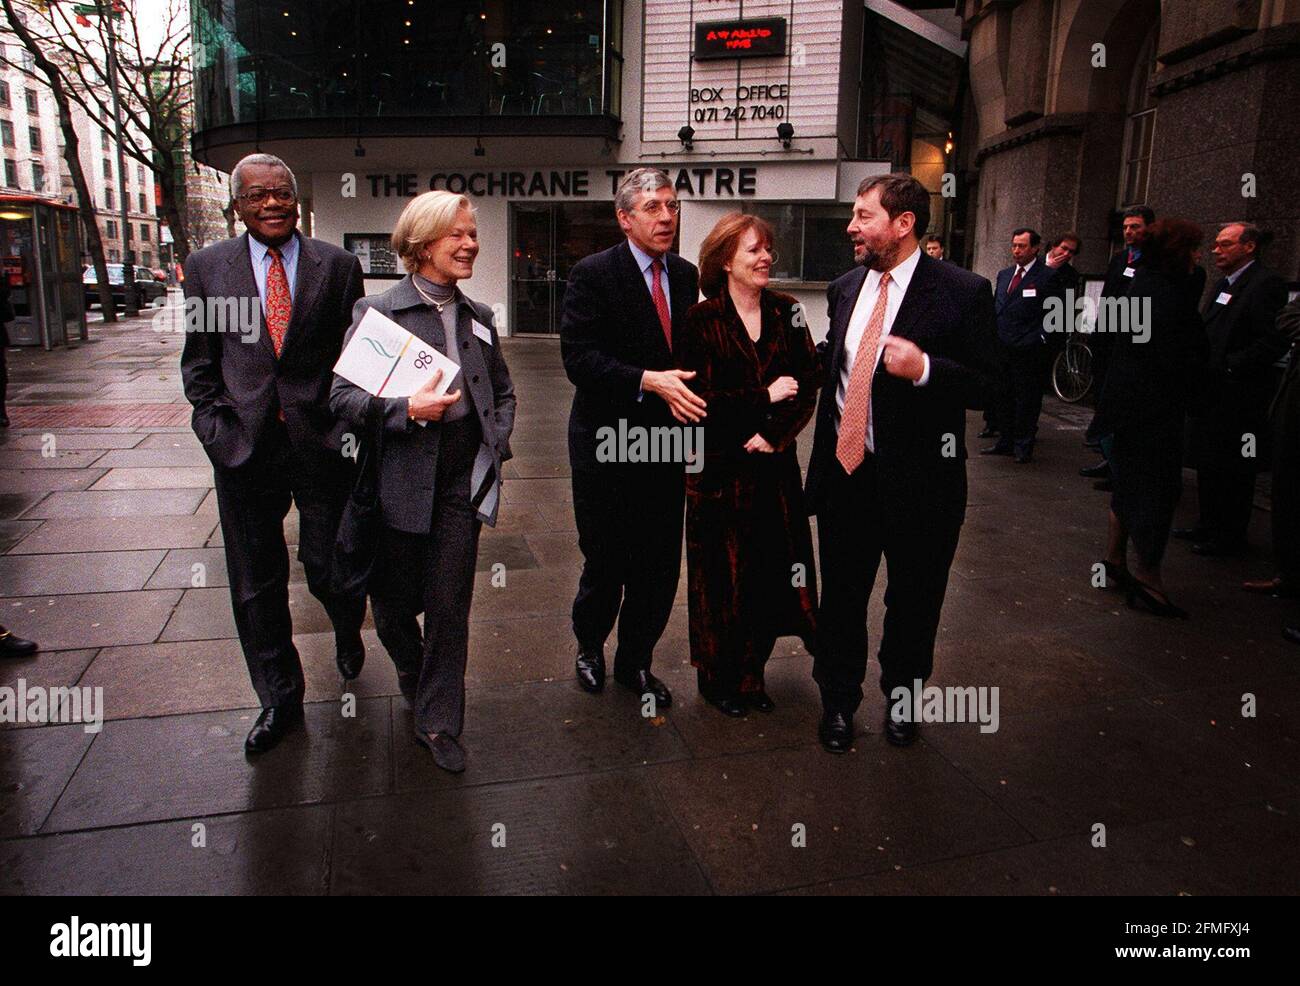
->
[694,17,787,60]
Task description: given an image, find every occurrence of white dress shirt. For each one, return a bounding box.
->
[836,245,930,452]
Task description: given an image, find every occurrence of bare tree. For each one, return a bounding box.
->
[1,0,117,319]
[4,0,200,262]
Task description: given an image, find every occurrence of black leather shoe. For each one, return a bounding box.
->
[1079,461,1109,478]
[747,690,776,713]
[244,704,303,754]
[615,668,672,707]
[980,444,1013,456]
[707,693,747,717]
[0,628,38,658]
[1172,527,1208,542]
[818,710,853,754]
[884,713,919,747]
[1191,539,1244,557]
[335,634,365,680]
[575,647,605,693]
[1283,626,1300,646]
[977,427,998,439]
[417,731,466,773]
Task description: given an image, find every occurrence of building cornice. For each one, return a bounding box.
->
[1152,22,1300,97]
[975,112,1087,165]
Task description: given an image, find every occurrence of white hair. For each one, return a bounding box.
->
[229,153,298,203]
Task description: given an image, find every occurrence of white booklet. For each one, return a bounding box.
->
[333,306,460,398]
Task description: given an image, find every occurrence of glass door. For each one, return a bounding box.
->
[511,202,624,334]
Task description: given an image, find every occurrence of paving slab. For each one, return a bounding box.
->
[89,466,215,490]
[0,724,97,837]
[0,550,165,595]
[8,516,218,553]
[22,489,208,519]
[1,590,182,650]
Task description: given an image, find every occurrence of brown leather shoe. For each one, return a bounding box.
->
[1242,577,1298,598]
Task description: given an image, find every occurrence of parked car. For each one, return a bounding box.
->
[83,264,168,310]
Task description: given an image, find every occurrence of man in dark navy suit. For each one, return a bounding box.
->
[181,153,366,754]
[984,227,1058,463]
[1180,222,1290,556]
[805,173,1000,752]
[561,168,702,709]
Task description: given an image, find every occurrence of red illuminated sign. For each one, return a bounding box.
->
[694,17,787,60]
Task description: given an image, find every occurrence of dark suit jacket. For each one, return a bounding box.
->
[560,240,699,469]
[1101,248,1141,302]
[329,276,516,530]
[994,258,1058,348]
[1096,267,1207,435]
[180,231,364,476]
[1188,262,1290,471]
[1270,299,1300,473]
[804,252,1001,520]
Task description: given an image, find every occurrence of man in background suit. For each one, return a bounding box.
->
[806,173,1000,752]
[984,227,1058,463]
[1180,222,1290,556]
[561,168,702,708]
[181,153,366,754]
[1081,205,1154,478]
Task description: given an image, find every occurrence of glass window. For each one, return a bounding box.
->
[0,80,9,107]
[100,130,109,152]
[140,223,150,242]
[25,88,38,114]
[742,203,855,284]
[105,187,114,210]
[142,251,152,266]
[102,158,112,179]
[139,192,147,212]
[1,120,13,148]
[3,158,16,186]
[106,219,117,238]
[31,162,44,191]
[109,248,120,262]
[137,164,145,184]
[28,126,41,151]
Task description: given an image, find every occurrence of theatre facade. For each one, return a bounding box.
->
[189,0,970,339]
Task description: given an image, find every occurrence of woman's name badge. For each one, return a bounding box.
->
[1123,267,1136,277]
[1216,292,1232,305]
[1022,287,1037,298]
[472,320,493,345]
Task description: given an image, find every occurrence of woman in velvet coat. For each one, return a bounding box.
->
[677,213,821,716]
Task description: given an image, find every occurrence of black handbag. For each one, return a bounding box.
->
[329,403,385,600]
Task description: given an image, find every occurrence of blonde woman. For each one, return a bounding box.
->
[330,190,516,772]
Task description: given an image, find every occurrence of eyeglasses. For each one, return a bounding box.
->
[237,186,297,206]
[639,200,681,217]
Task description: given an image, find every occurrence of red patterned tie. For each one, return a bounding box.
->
[266,246,291,357]
[651,258,672,351]
[836,272,891,474]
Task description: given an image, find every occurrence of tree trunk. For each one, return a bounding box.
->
[1,0,117,322]
[153,148,191,264]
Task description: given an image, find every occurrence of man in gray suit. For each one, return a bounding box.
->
[181,153,366,754]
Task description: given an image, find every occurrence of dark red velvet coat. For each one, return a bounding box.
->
[677,289,821,687]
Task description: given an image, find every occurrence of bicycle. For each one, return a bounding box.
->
[1051,327,1094,403]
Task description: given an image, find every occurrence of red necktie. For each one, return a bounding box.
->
[650,258,672,351]
[836,272,891,474]
[266,246,291,357]
[1006,265,1024,296]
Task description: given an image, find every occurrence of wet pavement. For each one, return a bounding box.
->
[1,306,1297,895]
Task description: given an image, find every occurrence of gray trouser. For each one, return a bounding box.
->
[370,416,482,737]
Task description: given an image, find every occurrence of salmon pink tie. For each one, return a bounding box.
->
[266,246,291,357]
[836,271,891,474]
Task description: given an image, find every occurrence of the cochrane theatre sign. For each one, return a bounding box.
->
[362,167,762,199]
